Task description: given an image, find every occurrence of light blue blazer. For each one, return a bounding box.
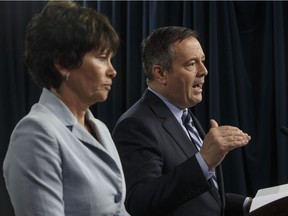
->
[3,88,129,216]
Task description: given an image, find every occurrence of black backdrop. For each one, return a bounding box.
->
[1,1,288,215]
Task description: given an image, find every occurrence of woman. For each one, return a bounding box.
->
[3,1,129,216]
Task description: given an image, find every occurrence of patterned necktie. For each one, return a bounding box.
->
[181,109,202,150]
[181,109,218,189]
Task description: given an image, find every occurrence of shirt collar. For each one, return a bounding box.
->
[148,87,185,124]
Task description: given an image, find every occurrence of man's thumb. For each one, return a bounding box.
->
[210,119,219,128]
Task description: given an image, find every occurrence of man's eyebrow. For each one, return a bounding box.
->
[186,55,205,62]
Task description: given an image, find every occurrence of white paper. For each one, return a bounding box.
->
[249,183,288,212]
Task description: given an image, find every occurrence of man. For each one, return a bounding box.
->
[112,26,252,216]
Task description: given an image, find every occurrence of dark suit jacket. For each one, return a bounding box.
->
[112,89,246,216]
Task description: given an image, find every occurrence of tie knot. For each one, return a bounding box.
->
[182,110,192,126]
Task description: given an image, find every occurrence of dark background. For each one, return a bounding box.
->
[1,1,288,215]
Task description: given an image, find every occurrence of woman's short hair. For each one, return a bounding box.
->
[25,1,119,89]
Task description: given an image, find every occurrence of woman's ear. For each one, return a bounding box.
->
[54,62,66,77]
[54,62,70,81]
[152,65,168,85]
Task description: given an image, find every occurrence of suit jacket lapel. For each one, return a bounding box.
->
[143,90,223,207]
[163,117,199,157]
[190,110,206,138]
[143,90,198,158]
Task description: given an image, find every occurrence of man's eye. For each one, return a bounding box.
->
[186,62,195,69]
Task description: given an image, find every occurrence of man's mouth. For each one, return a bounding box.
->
[192,83,203,93]
[193,84,202,91]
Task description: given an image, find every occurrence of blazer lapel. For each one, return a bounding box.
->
[39,88,123,173]
[71,119,123,173]
[71,123,100,148]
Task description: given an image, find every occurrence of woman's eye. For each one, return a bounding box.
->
[98,56,107,61]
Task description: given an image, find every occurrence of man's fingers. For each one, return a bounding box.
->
[210,119,218,128]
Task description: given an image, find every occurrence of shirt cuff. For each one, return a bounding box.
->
[195,152,215,180]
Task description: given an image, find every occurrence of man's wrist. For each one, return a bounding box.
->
[243,197,253,215]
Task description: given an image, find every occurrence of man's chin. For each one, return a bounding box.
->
[191,97,202,106]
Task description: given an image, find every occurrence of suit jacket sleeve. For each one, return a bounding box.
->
[113,116,212,216]
[225,193,247,216]
[192,112,248,216]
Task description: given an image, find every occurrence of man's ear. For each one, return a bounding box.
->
[152,65,168,85]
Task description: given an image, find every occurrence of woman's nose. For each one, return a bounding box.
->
[108,62,117,78]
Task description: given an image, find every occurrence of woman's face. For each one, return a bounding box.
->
[66,49,117,106]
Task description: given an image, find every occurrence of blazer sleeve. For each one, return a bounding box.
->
[3,117,65,216]
[113,116,211,216]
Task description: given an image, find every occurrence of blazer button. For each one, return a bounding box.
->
[114,193,122,203]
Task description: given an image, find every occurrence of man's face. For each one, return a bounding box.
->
[163,36,208,109]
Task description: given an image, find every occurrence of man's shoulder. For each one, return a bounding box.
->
[117,99,153,123]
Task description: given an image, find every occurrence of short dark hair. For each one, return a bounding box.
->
[141,26,198,81]
[25,0,119,89]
